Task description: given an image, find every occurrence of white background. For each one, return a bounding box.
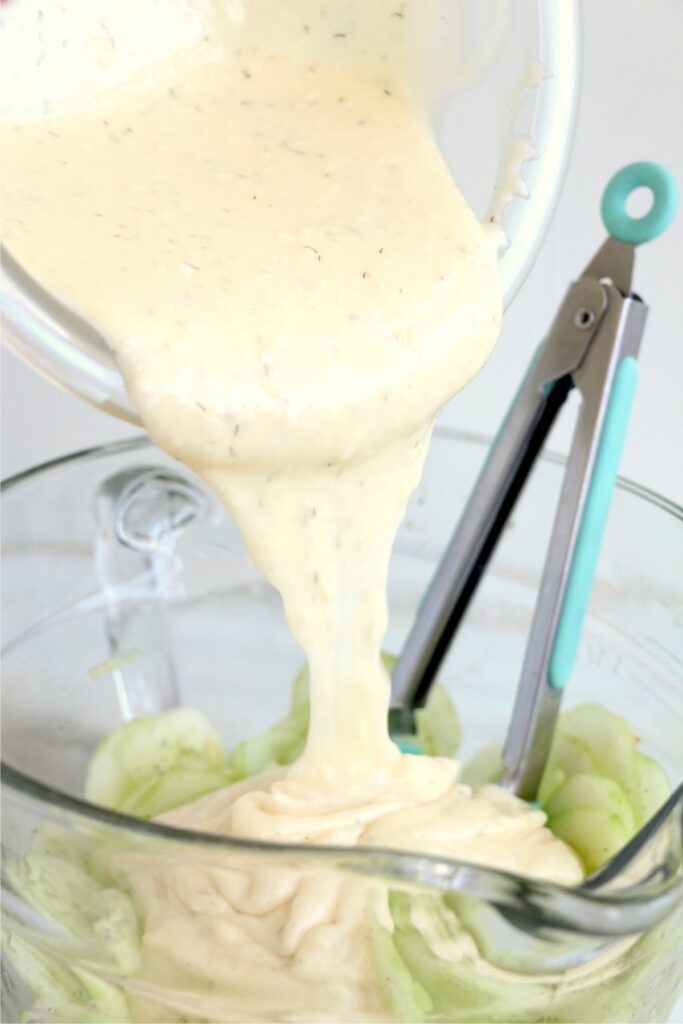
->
[2,0,682,505]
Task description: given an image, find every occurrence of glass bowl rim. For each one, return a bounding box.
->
[2,429,682,938]
[2,427,681,518]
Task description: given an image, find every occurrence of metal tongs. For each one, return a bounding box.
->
[390,163,679,801]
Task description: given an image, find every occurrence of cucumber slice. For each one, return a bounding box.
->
[539,731,599,802]
[72,967,133,1024]
[541,708,671,866]
[230,702,309,777]
[546,773,635,834]
[85,709,226,811]
[6,827,142,970]
[2,933,132,1023]
[388,894,541,1020]
[558,704,640,809]
[536,763,567,807]
[549,807,631,874]
[372,925,432,1022]
[459,743,504,788]
[118,760,236,818]
[414,685,461,758]
[632,752,670,827]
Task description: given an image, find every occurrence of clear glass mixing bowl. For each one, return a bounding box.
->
[2,432,682,1023]
[0,0,579,422]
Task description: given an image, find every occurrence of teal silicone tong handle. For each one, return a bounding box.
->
[549,163,678,689]
[548,355,638,688]
[601,161,679,245]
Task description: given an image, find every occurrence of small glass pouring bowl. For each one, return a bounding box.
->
[2,431,681,1023]
[0,0,579,422]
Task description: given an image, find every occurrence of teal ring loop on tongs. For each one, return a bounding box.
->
[601,161,679,245]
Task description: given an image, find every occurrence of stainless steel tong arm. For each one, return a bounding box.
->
[391,241,648,800]
[391,272,611,711]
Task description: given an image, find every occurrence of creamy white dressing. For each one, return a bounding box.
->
[2,2,582,1018]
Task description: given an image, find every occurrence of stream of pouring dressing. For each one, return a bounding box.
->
[2,1,582,1016]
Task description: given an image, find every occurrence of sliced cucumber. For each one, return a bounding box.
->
[86,708,226,811]
[458,743,504,788]
[72,967,133,1024]
[539,731,599,804]
[388,893,541,1020]
[372,924,432,1022]
[546,773,635,834]
[549,807,631,874]
[230,703,309,777]
[632,752,670,827]
[540,706,671,869]
[414,685,461,758]
[3,930,133,1023]
[536,763,567,807]
[118,760,236,819]
[558,704,640,808]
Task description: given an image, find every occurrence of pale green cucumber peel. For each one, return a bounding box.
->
[545,772,635,826]
[388,893,545,1021]
[458,742,505,788]
[372,923,433,1021]
[558,704,641,812]
[85,707,231,817]
[2,931,133,1024]
[632,752,670,828]
[6,831,143,970]
[549,807,632,874]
